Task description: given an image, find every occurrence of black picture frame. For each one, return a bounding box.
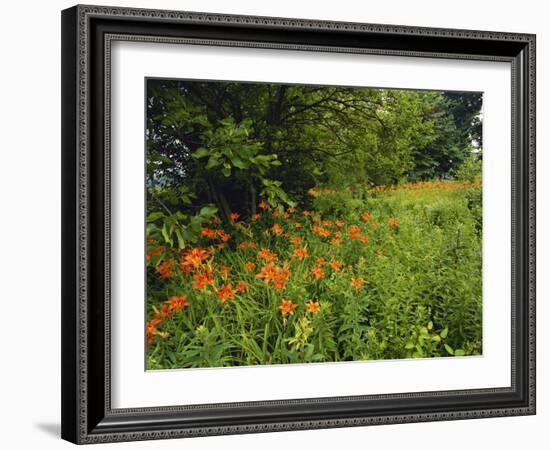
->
[61,4,536,444]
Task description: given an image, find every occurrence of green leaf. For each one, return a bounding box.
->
[454,349,466,356]
[199,205,218,217]
[230,157,248,169]
[149,154,175,164]
[405,342,415,350]
[312,167,324,176]
[161,223,172,246]
[174,228,186,249]
[444,344,454,355]
[192,148,210,159]
[205,156,220,169]
[440,327,448,339]
[189,216,202,233]
[147,211,165,222]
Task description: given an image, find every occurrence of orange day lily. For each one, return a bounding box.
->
[257,263,291,292]
[200,227,217,239]
[145,315,165,348]
[272,223,284,235]
[290,236,302,245]
[273,267,291,292]
[165,294,190,313]
[258,247,278,262]
[292,247,308,260]
[192,270,215,290]
[235,281,248,293]
[180,247,210,273]
[217,231,231,242]
[256,263,279,284]
[146,246,164,263]
[311,265,325,280]
[306,300,321,314]
[216,283,237,304]
[157,259,175,279]
[312,225,331,238]
[279,299,298,316]
[219,265,231,278]
[348,225,361,239]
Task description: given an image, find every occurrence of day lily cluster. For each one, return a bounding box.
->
[146,198,400,349]
[146,295,189,348]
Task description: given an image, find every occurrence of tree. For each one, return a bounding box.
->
[146,80,439,219]
[408,91,482,180]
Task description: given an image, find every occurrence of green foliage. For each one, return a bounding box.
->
[453,152,482,182]
[192,117,279,177]
[311,189,358,218]
[146,180,482,369]
[260,178,296,210]
[147,80,479,221]
[146,201,218,248]
[409,92,482,180]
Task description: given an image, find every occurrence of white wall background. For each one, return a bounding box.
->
[0,0,546,448]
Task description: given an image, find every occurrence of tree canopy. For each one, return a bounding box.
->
[146,79,482,233]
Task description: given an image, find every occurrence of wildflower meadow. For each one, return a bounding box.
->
[145,79,483,369]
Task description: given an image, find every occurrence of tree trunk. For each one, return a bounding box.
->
[207,177,231,222]
[249,180,257,216]
[217,189,232,222]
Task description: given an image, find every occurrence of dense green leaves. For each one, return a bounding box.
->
[146,204,218,248]
[146,80,482,222]
[409,92,482,180]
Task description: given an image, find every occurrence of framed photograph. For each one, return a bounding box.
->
[61,4,536,444]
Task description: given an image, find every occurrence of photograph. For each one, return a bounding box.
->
[144,79,484,370]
